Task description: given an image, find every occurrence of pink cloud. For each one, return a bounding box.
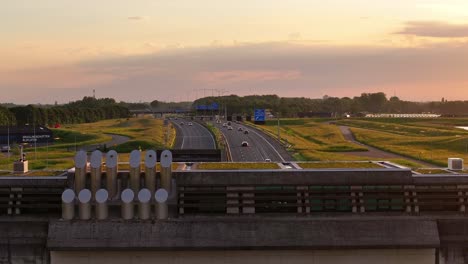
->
[195,70,302,84]
[0,66,118,89]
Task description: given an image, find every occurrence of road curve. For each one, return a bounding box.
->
[215,121,292,162]
[172,119,216,149]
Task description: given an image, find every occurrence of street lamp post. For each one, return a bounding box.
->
[277,113,281,141]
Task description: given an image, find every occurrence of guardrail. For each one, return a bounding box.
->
[178,184,468,215]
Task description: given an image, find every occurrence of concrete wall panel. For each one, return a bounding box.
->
[51,249,435,264]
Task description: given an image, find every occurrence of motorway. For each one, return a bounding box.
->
[172,119,216,149]
[214,121,292,162]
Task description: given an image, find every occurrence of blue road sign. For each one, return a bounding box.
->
[254,109,266,121]
[196,102,219,111]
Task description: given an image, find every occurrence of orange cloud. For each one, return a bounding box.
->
[195,70,302,84]
[0,66,118,89]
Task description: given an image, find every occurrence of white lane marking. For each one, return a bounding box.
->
[243,124,285,162]
[172,121,186,149]
[216,123,233,161]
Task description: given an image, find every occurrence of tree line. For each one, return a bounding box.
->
[0,97,130,126]
[193,93,468,117]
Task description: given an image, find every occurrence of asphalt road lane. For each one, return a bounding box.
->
[215,121,292,162]
[172,119,216,149]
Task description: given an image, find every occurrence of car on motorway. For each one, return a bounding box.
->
[237,127,243,131]
[222,123,227,127]
[244,130,249,134]
[216,120,221,124]
[241,141,249,147]
[227,126,233,130]
[188,122,193,126]
[180,122,184,125]
[227,121,231,126]
[265,158,271,162]
[1,146,11,152]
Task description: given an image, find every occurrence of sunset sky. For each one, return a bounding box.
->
[1,0,468,103]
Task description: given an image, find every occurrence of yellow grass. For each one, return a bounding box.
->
[197,162,280,170]
[252,120,370,162]
[298,161,383,169]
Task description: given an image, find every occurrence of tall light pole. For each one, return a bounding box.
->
[7,116,10,170]
[277,114,280,141]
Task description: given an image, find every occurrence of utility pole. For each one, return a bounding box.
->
[7,116,10,170]
[33,118,37,160]
[277,114,280,141]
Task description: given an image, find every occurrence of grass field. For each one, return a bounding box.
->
[197,162,280,170]
[0,117,175,171]
[297,161,383,169]
[252,117,468,168]
[252,119,372,162]
[337,118,468,167]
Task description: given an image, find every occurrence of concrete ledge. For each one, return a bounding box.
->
[47,218,439,250]
[175,169,415,186]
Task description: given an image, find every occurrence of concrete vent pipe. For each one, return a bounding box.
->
[121,188,135,220]
[95,189,109,220]
[129,150,141,194]
[138,188,152,220]
[160,150,172,193]
[90,150,103,198]
[61,189,75,220]
[144,150,157,196]
[105,150,118,199]
[155,188,169,220]
[78,189,92,220]
[74,151,87,193]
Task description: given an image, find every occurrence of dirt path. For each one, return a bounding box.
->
[338,126,435,167]
[80,134,130,152]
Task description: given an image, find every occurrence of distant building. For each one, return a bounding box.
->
[0,125,53,146]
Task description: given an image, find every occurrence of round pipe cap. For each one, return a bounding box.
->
[78,189,92,203]
[62,189,75,203]
[160,150,172,168]
[90,150,102,169]
[95,189,109,203]
[138,188,152,203]
[155,188,168,203]
[121,189,135,203]
[145,150,157,167]
[106,150,118,168]
[74,150,87,168]
[129,150,141,168]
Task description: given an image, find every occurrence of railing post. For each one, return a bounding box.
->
[297,186,309,214]
[351,186,364,213]
[404,185,416,213]
[240,186,255,214]
[178,186,185,215]
[457,185,468,213]
[226,187,240,214]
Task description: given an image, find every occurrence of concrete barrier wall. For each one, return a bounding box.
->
[51,249,436,264]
